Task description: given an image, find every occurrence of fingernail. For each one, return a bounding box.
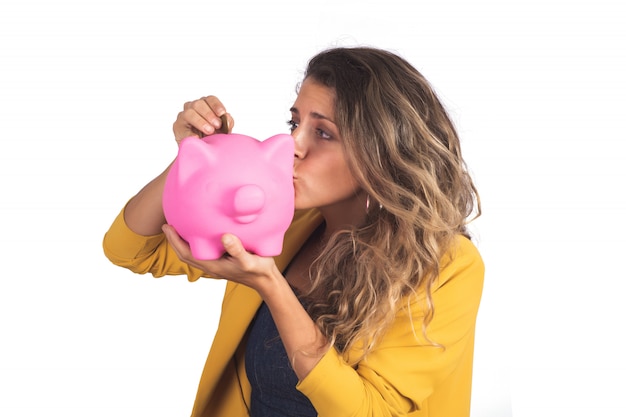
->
[202,124,214,134]
[222,234,233,246]
[211,119,222,129]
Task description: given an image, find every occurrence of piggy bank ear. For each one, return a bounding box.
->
[262,134,295,172]
[175,137,217,183]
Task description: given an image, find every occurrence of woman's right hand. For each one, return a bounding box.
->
[173,95,235,145]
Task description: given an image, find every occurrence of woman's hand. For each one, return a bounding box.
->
[173,95,235,145]
[161,224,281,294]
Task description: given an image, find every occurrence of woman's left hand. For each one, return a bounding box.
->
[161,224,282,293]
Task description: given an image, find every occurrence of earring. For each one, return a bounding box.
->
[366,195,371,212]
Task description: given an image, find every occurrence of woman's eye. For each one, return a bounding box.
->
[316,128,331,140]
[286,120,331,140]
[286,120,298,132]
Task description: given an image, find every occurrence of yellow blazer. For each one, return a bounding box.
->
[103,208,484,417]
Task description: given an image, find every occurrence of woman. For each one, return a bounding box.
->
[103,47,484,417]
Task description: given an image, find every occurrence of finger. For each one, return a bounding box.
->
[181,106,219,136]
[190,96,229,134]
[174,96,229,141]
[201,96,227,118]
[221,233,246,258]
[162,225,230,279]
[183,96,226,114]
[162,224,194,262]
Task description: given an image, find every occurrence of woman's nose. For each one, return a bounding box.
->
[292,128,306,159]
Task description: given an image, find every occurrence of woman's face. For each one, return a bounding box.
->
[290,78,363,217]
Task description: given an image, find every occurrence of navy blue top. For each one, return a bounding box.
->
[245,301,318,417]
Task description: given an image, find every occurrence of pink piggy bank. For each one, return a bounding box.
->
[162,133,295,260]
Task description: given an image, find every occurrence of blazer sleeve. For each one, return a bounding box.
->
[102,206,206,281]
[296,236,485,416]
[102,206,323,282]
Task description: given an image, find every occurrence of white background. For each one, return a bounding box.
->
[1,0,624,416]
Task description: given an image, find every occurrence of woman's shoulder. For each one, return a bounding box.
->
[437,234,485,288]
[453,234,482,262]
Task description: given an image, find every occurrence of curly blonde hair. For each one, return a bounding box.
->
[301,47,480,362]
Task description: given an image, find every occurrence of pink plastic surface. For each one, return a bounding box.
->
[162,133,295,260]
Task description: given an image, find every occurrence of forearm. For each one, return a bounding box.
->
[258,275,329,381]
[124,161,173,236]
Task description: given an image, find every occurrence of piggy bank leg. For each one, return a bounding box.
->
[252,238,285,258]
[187,237,224,261]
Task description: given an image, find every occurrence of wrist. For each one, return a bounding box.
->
[256,264,290,302]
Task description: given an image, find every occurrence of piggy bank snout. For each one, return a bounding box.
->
[231,184,266,224]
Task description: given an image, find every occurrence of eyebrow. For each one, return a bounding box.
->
[290,107,336,124]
